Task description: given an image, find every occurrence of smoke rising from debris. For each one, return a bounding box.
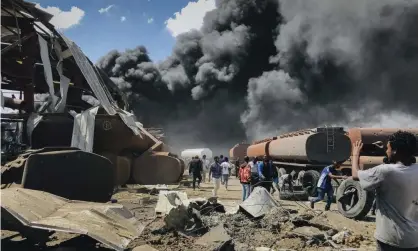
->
[97,0,418,151]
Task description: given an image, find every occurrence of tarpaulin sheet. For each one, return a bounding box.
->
[239,186,279,218]
[70,106,99,152]
[1,188,144,251]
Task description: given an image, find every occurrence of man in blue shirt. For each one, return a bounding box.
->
[258,155,274,192]
[209,156,222,197]
[310,161,347,211]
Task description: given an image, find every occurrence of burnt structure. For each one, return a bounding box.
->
[1,0,184,200]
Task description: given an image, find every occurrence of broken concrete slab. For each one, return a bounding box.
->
[1,188,144,251]
[195,224,231,248]
[132,244,159,251]
[239,186,279,218]
[155,191,188,215]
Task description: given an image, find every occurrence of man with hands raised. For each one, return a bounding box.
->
[351,131,418,251]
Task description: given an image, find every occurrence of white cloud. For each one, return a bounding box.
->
[147,17,154,24]
[35,3,85,30]
[121,16,126,22]
[165,0,216,37]
[98,5,114,14]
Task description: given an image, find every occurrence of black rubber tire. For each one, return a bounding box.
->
[279,190,309,201]
[302,170,320,197]
[336,178,375,220]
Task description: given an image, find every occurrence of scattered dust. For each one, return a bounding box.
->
[1,178,377,251]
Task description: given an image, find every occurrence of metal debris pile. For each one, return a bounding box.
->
[128,187,369,251]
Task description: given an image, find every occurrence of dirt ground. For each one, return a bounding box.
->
[1,176,377,251]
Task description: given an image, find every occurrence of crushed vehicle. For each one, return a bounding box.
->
[246,127,418,220]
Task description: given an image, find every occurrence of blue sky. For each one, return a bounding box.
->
[33,0,216,63]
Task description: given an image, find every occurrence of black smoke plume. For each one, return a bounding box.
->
[97,0,418,152]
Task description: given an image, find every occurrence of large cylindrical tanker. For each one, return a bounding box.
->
[246,127,352,199]
[346,128,418,156]
[337,128,418,220]
[229,143,250,163]
[247,128,351,164]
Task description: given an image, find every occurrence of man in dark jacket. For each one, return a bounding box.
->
[235,158,240,178]
[189,155,203,190]
[257,155,273,192]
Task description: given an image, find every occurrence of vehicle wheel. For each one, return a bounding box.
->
[302,170,320,197]
[336,178,375,220]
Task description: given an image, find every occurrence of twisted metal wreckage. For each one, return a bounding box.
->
[1,0,185,249]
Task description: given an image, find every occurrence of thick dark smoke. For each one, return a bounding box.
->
[97,0,418,153]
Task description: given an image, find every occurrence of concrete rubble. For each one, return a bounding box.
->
[2,184,375,251]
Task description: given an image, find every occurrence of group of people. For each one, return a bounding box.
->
[188,154,232,191]
[187,131,418,250]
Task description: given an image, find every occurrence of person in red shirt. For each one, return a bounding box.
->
[239,156,252,201]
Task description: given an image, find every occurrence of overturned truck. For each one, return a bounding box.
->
[246,127,418,220]
[1,0,184,204]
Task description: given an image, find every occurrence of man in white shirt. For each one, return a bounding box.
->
[249,157,259,192]
[202,155,210,183]
[220,157,231,190]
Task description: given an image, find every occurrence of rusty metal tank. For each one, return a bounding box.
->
[247,138,276,158]
[229,143,250,161]
[347,128,418,156]
[269,128,351,163]
[31,113,184,186]
[342,156,418,171]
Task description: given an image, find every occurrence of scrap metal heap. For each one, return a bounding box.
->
[1,0,184,198]
[1,0,186,249]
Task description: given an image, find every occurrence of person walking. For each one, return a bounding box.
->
[351,131,418,251]
[235,158,240,178]
[239,156,251,201]
[258,155,274,192]
[271,166,279,194]
[209,156,222,197]
[249,157,259,192]
[189,155,203,190]
[310,161,347,211]
[221,157,231,190]
[219,155,225,183]
[202,154,210,183]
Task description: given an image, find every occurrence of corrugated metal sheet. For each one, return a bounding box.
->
[1,188,144,251]
[59,33,117,115]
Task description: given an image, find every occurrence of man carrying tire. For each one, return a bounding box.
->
[351,131,418,251]
[310,161,347,211]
